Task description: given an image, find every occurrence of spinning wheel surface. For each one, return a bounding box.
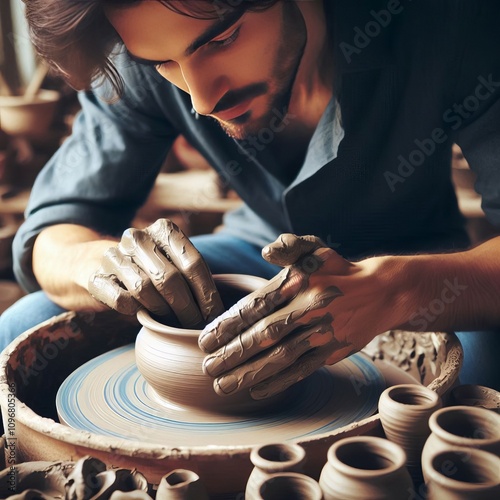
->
[57,345,385,447]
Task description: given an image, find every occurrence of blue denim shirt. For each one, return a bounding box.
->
[13,1,500,293]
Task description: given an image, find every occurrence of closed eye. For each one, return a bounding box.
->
[207,26,241,48]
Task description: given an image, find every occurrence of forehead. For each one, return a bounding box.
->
[105,1,219,60]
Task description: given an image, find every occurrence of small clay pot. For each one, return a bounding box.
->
[421,405,500,483]
[425,447,500,500]
[245,443,307,500]
[135,274,277,413]
[449,384,500,413]
[156,469,209,500]
[319,436,413,500]
[0,90,60,139]
[256,473,323,500]
[378,384,441,483]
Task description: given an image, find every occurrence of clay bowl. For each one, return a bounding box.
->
[135,274,279,413]
[0,311,463,497]
[449,384,500,413]
[0,90,60,139]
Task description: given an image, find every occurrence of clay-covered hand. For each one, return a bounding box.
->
[199,234,397,399]
[88,219,224,328]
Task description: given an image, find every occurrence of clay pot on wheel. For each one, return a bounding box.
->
[256,473,323,500]
[421,405,500,482]
[378,384,441,482]
[135,274,278,413]
[424,447,500,500]
[319,436,413,500]
[245,443,307,499]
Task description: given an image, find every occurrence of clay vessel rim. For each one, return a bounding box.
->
[250,443,306,471]
[381,383,440,409]
[429,405,500,444]
[328,436,406,476]
[259,472,323,497]
[0,89,60,106]
[163,468,200,487]
[450,384,500,409]
[136,273,268,338]
[426,447,500,489]
[137,308,200,337]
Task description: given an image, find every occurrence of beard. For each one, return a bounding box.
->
[213,2,307,140]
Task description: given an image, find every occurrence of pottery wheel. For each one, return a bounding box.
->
[56,345,385,447]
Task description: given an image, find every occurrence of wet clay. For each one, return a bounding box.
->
[0,456,150,499]
[200,248,351,399]
[89,219,224,329]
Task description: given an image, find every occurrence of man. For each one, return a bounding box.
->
[1,0,499,397]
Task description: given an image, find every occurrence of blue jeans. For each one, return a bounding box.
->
[0,234,281,352]
[1,234,498,390]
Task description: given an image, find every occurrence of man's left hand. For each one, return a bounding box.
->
[199,234,403,400]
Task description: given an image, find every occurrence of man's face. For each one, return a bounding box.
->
[106,1,307,139]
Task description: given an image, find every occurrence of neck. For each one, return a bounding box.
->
[289,0,334,132]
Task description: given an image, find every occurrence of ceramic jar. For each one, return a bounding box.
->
[378,384,441,481]
[256,473,323,500]
[245,443,307,500]
[156,469,209,500]
[319,436,413,500]
[421,405,500,482]
[425,447,500,500]
[449,384,500,413]
[135,274,273,413]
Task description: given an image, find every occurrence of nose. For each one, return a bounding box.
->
[180,61,230,116]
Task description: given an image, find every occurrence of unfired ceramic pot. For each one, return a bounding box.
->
[421,405,500,483]
[378,384,441,482]
[319,436,413,500]
[256,472,323,500]
[0,90,60,139]
[245,443,307,499]
[135,274,276,413]
[424,447,500,500]
[449,384,500,413]
[156,469,209,500]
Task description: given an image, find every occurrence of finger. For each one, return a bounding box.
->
[100,246,171,316]
[203,291,334,376]
[119,228,204,328]
[248,342,336,400]
[145,219,224,322]
[262,234,326,267]
[198,266,309,353]
[88,273,141,316]
[211,323,335,396]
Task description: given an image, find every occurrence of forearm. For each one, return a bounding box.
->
[33,224,118,311]
[395,236,500,332]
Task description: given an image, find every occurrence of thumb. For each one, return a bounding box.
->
[262,234,326,267]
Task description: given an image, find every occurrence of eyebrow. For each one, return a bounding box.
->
[127,9,245,66]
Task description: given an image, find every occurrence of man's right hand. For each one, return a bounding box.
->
[88,219,224,329]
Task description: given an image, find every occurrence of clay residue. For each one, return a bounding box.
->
[201,250,348,399]
[89,218,224,329]
[0,456,151,500]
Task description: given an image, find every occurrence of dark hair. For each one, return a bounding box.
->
[23,0,279,93]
